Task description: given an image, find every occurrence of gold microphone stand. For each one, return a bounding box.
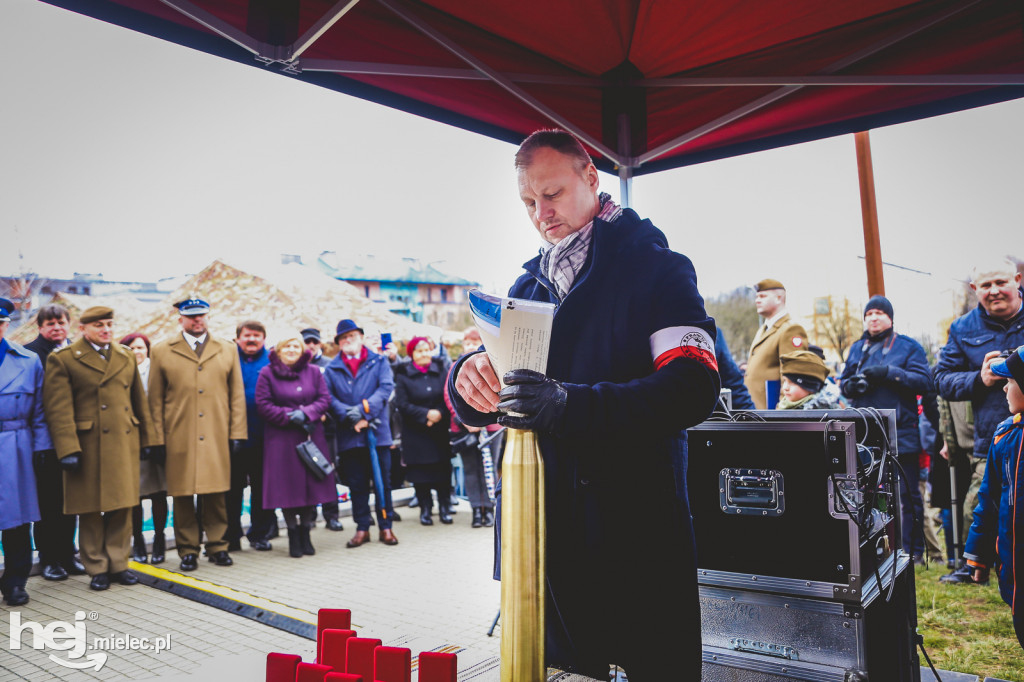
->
[500,428,546,682]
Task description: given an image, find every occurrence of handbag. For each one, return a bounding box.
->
[296,432,335,481]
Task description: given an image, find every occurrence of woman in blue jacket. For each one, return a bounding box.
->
[0,298,53,606]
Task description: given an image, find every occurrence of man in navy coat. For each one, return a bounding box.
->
[450,129,720,680]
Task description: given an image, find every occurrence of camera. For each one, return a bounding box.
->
[845,373,871,397]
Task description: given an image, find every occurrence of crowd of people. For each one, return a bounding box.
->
[1,127,1022,675]
[0,297,499,605]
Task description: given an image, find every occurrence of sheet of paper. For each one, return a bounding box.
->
[468,289,554,388]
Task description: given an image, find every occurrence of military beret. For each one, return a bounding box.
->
[0,297,13,322]
[755,278,785,292]
[780,350,829,382]
[175,297,210,316]
[80,306,114,324]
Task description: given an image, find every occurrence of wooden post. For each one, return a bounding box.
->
[854,131,885,297]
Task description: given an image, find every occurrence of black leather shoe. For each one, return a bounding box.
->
[471,508,484,528]
[179,554,198,571]
[439,508,453,524]
[249,539,273,551]
[132,549,149,564]
[390,510,402,522]
[150,551,165,565]
[111,570,139,586]
[42,564,69,581]
[420,509,433,526]
[65,558,87,575]
[89,574,110,591]
[4,586,29,606]
[208,551,233,566]
[326,518,345,531]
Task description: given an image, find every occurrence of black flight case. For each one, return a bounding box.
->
[688,410,920,681]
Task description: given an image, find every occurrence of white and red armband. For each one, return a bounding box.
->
[650,326,719,372]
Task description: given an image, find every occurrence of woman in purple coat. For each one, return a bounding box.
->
[256,337,335,558]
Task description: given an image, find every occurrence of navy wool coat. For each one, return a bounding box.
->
[934,298,1024,457]
[323,349,393,452]
[449,209,720,674]
[841,330,933,455]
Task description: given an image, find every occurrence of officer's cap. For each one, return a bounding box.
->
[80,306,114,324]
[0,297,13,323]
[175,297,210,316]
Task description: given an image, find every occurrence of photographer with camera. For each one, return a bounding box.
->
[841,295,933,563]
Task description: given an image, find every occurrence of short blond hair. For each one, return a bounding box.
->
[275,337,303,355]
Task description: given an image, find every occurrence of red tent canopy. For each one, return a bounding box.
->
[43,0,1024,177]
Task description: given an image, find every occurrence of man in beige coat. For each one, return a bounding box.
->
[44,306,154,590]
[744,279,809,409]
[148,297,247,571]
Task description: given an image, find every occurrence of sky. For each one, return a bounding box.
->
[2,0,1022,343]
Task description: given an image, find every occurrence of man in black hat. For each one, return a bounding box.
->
[23,303,85,581]
[302,328,330,369]
[323,319,397,547]
[840,295,933,562]
[745,278,809,409]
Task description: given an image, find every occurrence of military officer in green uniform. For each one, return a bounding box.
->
[43,306,155,591]
[744,278,809,409]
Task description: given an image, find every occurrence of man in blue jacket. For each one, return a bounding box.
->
[840,296,933,561]
[323,319,398,548]
[450,129,720,680]
[961,345,1024,649]
[935,258,1024,582]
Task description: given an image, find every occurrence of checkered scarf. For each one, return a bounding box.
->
[540,192,622,300]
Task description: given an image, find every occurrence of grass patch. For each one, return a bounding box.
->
[915,564,1023,681]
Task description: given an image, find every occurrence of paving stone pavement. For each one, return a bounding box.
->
[1,499,502,681]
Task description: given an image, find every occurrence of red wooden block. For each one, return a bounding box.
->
[296,662,334,682]
[317,609,353,662]
[265,652,301,682]
[324,674,362,682]
[373,646,411,682]
[321,629,357,672]
[417,652,457,682]
[345,637,381,681]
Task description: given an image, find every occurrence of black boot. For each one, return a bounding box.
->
[287,528,303,558]
[472,508,484,528]
[150,531,166,564]
[439,504,453,525]
[299,525,315,556]
[420,508,433,526]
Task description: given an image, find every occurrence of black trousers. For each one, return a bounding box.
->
[340,447,393,531]
[226,440,276,543]
[1,524,32,595]
[32,451,77,567]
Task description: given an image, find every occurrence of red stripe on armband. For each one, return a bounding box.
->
[654,346,719,372]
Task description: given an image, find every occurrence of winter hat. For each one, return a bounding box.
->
[781,350,829,394]
[334,319,364,341]
[991,346,1024,385]
[864,295,894,322]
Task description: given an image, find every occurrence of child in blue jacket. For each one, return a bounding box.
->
[963,345,1024,650]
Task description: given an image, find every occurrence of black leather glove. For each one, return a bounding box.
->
[230,439,246,455]
[343,405,364,428]
[142,444,167,465]
[288,409,308,426]
[60,453,83,473]
[862,365,889,383]
[33,449,54,470]
[496,369,568,433]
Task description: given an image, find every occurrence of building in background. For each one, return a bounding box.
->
[315,252,477,328]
